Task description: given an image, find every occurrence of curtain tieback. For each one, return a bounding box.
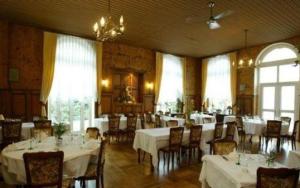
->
[40,102,47,106]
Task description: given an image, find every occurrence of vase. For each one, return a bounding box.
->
[56,137,63,147]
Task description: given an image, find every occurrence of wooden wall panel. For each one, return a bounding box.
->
[11,92,26,119]
[101,93,113,114]
[30,92,41,118]
[143,95,154,113]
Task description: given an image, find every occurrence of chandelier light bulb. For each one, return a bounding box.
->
[248,59,253,66]
[93,23,99,32]
[120,26,125,32]
[239,59,244,66]
[111,30,116,36]
[120,15,124,25]
[100,17,106,27]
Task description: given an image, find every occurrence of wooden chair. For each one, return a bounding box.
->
[166,120,178,128]
[1,120,22,149]
[216,114,225,123]
[33,120,52,128]
[261,120,282,152]
[257,167,300,188]
[23,151,73,188]
[206,123,224,154]
[225,121,236,141]
[158,127,184,170]
[283,120,299,150]
[139,114,145,129]
[31,127,53,139]
[125,115,137,142]
[280,116,291,127]
[154,114,161,128]
[145,112,153,128]
[236,116,246,145]
[212,140,237,155]
[182,125,202,164]
[202,117,213,124]
[106,116,122,143]
[75,139,107,188]
[86,127,100,140]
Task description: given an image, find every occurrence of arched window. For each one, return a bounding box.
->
[256,43,299,131]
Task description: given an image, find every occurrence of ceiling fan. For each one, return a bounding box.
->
[185,1,233,30]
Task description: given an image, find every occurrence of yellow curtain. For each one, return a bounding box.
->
[229,52,237,108]
[201,58,209,105]
[154,52,163,111]
[40,32,57,117]
[96,42,103,116]
[181,57,187,113]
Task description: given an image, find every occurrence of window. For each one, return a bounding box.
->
[157,54,183,112]
[262,47,297,63]
[204,54,231,110]
[48,35,97,132]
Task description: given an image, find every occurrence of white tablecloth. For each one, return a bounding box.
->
[288,150,300,168]
[133,123,239,167]
[0,136,100,185]
[199,154,288,188]
[224,115,236,123]
[94,117,142,136]
[160,116,185,127]
[0,122,34,142]
[190,114,216,124]
[243,119,290,136]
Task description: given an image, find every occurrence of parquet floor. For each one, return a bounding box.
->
[1,137,299,188]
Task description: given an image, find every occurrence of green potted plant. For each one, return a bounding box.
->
[53,123,67,146]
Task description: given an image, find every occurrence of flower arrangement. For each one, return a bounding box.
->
[266,150,276,166]
[53,123,67,139]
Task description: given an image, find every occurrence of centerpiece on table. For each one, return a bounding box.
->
[266,150,276,167]
[53,122,68,146]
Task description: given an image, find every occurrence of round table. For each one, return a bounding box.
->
[0,136,100,185]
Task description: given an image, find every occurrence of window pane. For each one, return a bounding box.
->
[262,47,297,63]
[259,66,277,83]
[262,111,274,120]
[262,87,275,109]
[281,86,295,111]
[279,64,299,82]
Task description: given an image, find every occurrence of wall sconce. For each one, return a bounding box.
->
[145,82,154,92]
[101,79,109,88]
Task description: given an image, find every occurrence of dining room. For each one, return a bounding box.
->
[1,0,300,188]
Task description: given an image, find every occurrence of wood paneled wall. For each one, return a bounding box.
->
[0,20,43,121]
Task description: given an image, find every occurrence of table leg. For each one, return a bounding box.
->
[150,155,154,171]
[138,149,141,163]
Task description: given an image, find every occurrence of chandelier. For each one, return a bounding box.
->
[238,29,253,68]
[93,0,125,41]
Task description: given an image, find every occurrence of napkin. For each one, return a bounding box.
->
[227,149,238,161]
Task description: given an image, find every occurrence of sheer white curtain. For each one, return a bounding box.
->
[48,34,97,132]
[157,54,183,112]
[204,54,232,111]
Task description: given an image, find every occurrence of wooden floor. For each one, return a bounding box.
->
[1,136,299,188]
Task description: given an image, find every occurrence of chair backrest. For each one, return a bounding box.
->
[165,111,170,116]
[33,120,52,128]
[31,127,53,139]
[155,114,161,128]
[97,139,107,176]
[23,151,64,188]
[127,115,137,130]
[157,111,163,115]
[212,140,237,155]
[169,127,184,150]
[86,127,100,139]
[225,121,236,140]
[1,120,22,145]
[236,116,244,131]
[203,117,213,124]
[257,167,300,188]
[266,120,282,137]
[292,120,299,137]
[139,114,145,129]
[145,113,152,123]
[214,123,224,140]
[216,114,225,123]
[280,116,291,126]
[108,116,120,131]
[189,125,202,147]
[166,120,178,128]
[175,114,185,119]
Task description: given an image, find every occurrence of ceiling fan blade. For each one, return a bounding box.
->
[214,10,233,20]
[185,16,203,24]
[208,21,220,29]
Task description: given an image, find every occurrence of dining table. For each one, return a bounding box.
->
[0,135,100,185]
[0,122,34,142]
[199,153,295,188]
[287,150,300,168]
[190,113,216,124]
[94,116,142,136]
[133,123,239,168]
